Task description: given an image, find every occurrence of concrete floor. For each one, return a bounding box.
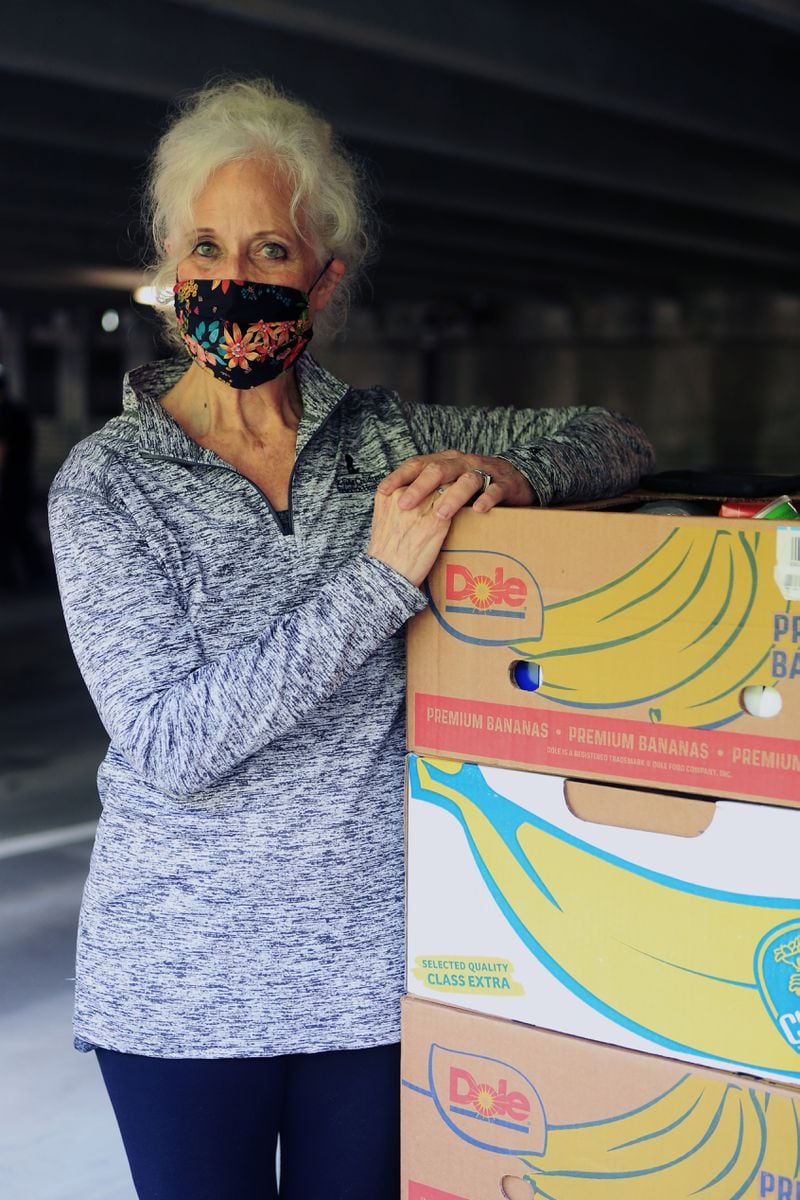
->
[1,588,135,1199]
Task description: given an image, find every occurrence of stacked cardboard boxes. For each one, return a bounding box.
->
[402,504,800,1200]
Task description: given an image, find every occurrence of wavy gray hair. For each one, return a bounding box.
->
[145,77,374,341]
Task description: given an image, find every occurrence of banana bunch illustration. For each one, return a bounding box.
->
[519,1073,800,1198]
[509,526,794,728]
[411,757,800,1079]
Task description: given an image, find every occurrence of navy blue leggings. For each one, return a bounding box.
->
[96,1042,400,1199]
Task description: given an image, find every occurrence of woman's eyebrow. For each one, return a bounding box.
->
[193,227,288,237]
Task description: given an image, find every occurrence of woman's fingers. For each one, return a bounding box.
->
[432,471,490,519]
[379,452,488,511]
[471,479,506,514]
[376,456,433,497]
[377,452,536,517]
[378,457,458,507]
[395,460,458,510]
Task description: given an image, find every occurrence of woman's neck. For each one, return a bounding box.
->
[161,360,302,445]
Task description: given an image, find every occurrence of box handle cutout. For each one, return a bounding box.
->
[564,778,715,838]
[501,1176,535,1200]
[741,685,782,718]
[510,660,542,692]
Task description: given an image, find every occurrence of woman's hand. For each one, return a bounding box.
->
[367,486,454,588]
[377,451,536,519]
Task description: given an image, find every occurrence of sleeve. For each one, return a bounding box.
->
[48,486,427,798]
[403,400,655,506]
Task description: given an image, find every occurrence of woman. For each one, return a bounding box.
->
[48,79,654,1199]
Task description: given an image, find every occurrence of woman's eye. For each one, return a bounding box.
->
[260,243,287,260]
[193,241,217,258]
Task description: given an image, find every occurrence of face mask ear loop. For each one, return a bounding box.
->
[308,257,335,296]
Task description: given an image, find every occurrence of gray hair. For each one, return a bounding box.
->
[145,77,374,340]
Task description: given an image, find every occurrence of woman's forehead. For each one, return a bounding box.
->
[191,158,298,232]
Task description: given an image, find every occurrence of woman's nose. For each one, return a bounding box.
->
[207,245,249,279]
[226,252,250,280]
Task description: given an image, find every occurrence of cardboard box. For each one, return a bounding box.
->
[401,995,800,1200]
[406,753,800,1084]
[407,507,800,806]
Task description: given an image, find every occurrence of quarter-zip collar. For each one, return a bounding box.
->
[294,352,352,458]
[124,352,351,462]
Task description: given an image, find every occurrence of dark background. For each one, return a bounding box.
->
[3,0,800,490]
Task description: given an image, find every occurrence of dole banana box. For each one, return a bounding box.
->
[406,507,800,807]
[401,996,800,1200]
[406,754,800,1084]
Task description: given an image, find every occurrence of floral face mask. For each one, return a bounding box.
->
[173,261,332,388]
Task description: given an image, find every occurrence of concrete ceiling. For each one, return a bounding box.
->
[2,0,800,309]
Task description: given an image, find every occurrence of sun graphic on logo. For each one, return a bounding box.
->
[469,574,498,611]
[473,1085,498,1116]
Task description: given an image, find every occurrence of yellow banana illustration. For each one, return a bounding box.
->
[509,526,794,729]
[527,1080,746,1198]
[412,758,800,1079]
[519,1074,800,1199]
[532,525,718,644]
[650,552,782,722]
[565,530,754,701]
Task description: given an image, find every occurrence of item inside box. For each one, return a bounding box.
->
[566,468,800,513]
[641,469,800,497]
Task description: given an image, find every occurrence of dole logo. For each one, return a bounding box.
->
[446,564,527,612]
[428,1044,547,1155]
[426,550,543,646]
[449,1066,531,1124]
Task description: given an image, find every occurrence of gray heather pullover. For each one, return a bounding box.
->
[48,352,654,1058]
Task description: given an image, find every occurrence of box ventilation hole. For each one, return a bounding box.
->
[740,685,782,718]
[501,1176,536,1200]
[510,661,543,692]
